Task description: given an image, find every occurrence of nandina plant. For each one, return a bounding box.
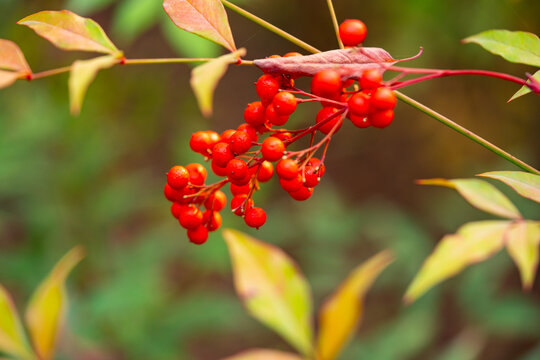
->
[1,0,540,359]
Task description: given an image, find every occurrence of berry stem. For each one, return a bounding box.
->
[220,0,321,54]
[394,90,540,175]
[325,0,345,49]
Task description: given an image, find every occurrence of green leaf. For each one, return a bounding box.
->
[0,285,34,359]
[479,171,540,204]
[0,70,19,90]
[222,349,304,360]
[316,250,394,360]
[463,30,540,67]
[163,0,237,52]
[18,10,120,55]
[25,246,85,360]
[66,0,117,15]
[223,229,313,357]
[404,221,511,303]
[506,221,540,290]
[69,55,118,115]
[190,48,245,117]
[509,70,540,101]
[418,178,521,219]
[0,39,31,73]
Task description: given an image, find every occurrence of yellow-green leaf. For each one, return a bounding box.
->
[18,10,120,55]
[506,221,540,290]
[0,39,31,73]
[222,348,304,360]
[404,221,510,303]
[316,250,394,360]
[478,171,540,204]
[223,229,313,357]
[163,0,237,52]
[0,285,34,359]
[190,48,245,117]
[509,70,540,101]
[0,70,19,90]
[25,246,85,360]
[418,178,521,219]
[69,55,118,115]
[463,30,540,67]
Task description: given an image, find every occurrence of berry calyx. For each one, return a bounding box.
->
[339,19,367,47]
[244,207,267,229]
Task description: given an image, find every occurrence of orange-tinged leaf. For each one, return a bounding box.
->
[191,48,245,116]
[25,246,85,360]
[418,178,521,219]
[0,70,19,90]
[479,171,540,204]
[404,221,511,303]
[223,229,313,357]
[18,10,120,55]
[221,348,304,360]
[69,55,118,115]
[316,250,394,360]
[506,221,540,290]
[0,285,34,359]
[0,39,31,73]
[163,0,236,52]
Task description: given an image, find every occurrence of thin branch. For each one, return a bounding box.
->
[326,0,344,49]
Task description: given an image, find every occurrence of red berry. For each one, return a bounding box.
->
[261,137,286,162]
[348,92,370,116]
[211,159,229,177]
[349,113,371,128]
[203,211,222,232]
[231,194,253,216]
[190,131,212,154]
[276,159,299,180]
[164,184,183,202]
[303,158,325,187]
[289,186,313,201]
[306,157,325,176]
[206,131,221,148]
[171,202,183,218]
[272,92,297,116]
[167,165,189,190]
[229,131,252,155]
[339,19,367,47]
[280,174,303,192]
[244,207,267,229]
[204,190,227,211]
[237,124,259,142]
[284,52,302,57]
[257,161,274,182]
[221,129,236,143]
[316,107,343,134]
[227,158,249,181]
[212,142,234,167]
[177,185,197,204]
[360,69,382,90]
[179,205,203,230]
[186,163,207,186]
[230,183,251,196]
[187,225,209,245]
[265,104,289,126]
[311,69,343,99]
[256,74,280,104]
[244,101,266,126]
[371,87,397,110]
[369,109,394,128]
[271,131,292,142]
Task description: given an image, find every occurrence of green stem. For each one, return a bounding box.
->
[326,0,344,49]
[220,0,321,54]
[395,90,540,175]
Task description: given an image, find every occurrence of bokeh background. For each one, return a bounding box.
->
[1,0,540,359]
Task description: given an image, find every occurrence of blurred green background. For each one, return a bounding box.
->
[1,0,540,359]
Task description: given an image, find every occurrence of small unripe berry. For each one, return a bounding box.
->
[187,225,209,245]
[261,137,286,162]
[276,159,299,180]
[167,165,189,190]
[272,92,297,116]
[339,19,367,46]
[244,207,267,229]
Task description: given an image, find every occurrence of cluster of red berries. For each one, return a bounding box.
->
[164,19,397,245]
